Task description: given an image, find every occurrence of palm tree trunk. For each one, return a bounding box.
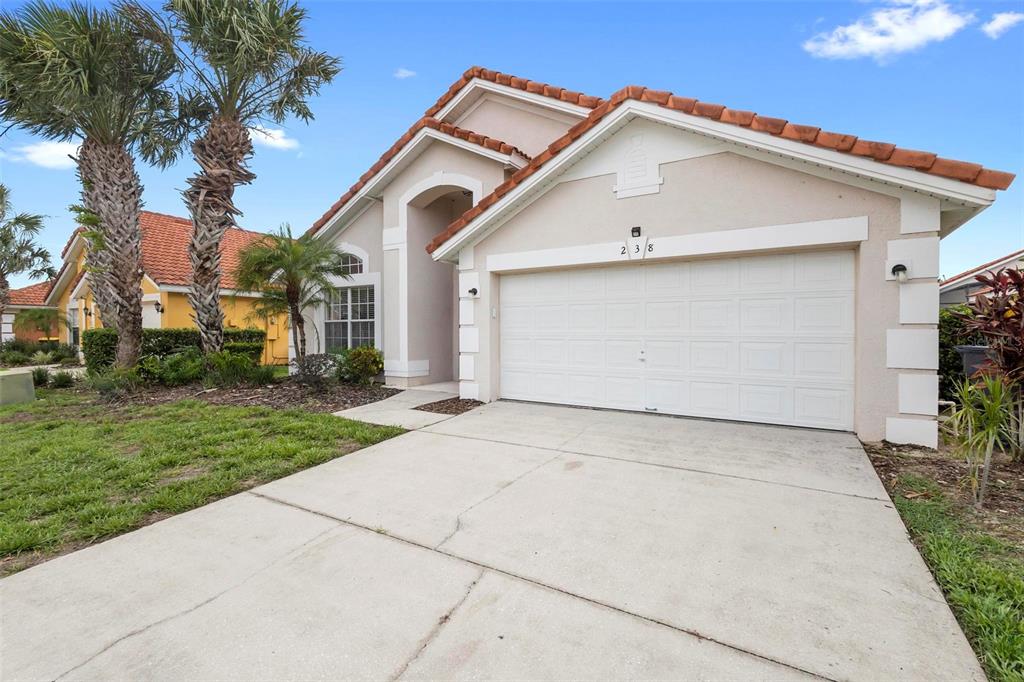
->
[77,138,145,367]
[0,273,9,335]
[184,115,256,353]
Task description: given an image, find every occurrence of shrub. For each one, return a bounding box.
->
[223,341,263,363]
[81,328,118,372]
[86,367,142,401]
[0,350,31,366]
[160,349,205,386]
[59,356,80,367]
[203,350,274,388]
[82,327,267,371]
[336,346,384,385]
[292,353,337,387]
[50,343,78,362]
[50,371,75,389]
[31,367,50,387]
[30,350,54,365]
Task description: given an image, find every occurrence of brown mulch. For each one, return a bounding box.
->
[413,397,483,415]
[125,379,400,414]
[864,440,1024,548]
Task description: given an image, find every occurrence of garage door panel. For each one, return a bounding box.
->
[500,251,854,430]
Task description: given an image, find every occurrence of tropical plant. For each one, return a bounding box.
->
[50,370,75,388]
[31,366,49,387]
[955,267,1023,459]
[234,224,351,360]
[0,185,53,326]
[938,305,984,400]
[0,1,189,367]
[125,0,341,353]
[945,375,1014,508]
[13,307,64,339]
[336,346,383,385]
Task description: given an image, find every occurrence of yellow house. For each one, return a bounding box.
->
[44,211,290,364]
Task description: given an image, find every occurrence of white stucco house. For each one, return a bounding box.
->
[305,66,1014,448]
[939,247,1023,307]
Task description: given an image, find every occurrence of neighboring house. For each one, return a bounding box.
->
[306,66,1015,448]
[1,280,57,343]
[43,211,290,364]
[939,248,1024,307]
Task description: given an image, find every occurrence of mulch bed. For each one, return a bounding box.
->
[413,397,483,415]
[126,378,400,414]
[864,440,1024,549]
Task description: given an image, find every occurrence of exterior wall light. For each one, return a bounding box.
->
[154,302,164,313]
[468,287,478,296]
[890,263,909,284]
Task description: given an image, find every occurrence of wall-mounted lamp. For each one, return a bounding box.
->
[83,309,92,318]
[468,287,478,296]
[154,302,164,314]
[890,263,909,284]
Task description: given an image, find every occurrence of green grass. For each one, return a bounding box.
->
[0,390,402,574]
[270,364,291,379]
[894,474,1024,682]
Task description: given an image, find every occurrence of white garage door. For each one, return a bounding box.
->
[499,250,855,430]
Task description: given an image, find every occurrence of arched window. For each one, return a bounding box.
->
[339,253,363,275]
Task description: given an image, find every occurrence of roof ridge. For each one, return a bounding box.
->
[424,66,604,118]
[942,247,1024,285]
[426,84,1016,254]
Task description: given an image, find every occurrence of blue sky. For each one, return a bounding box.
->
[2,0,1022,288]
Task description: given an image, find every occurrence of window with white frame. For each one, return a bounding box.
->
[325,286,375,351]
[339,253,363,275]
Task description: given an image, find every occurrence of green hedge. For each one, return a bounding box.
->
[82,328,267,372]
[223,341,263,363]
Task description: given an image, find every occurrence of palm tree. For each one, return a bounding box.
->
[0,1,187,367]
[13,307,65,339]
[0,185,54,327]
[234,224,350,360]
[126,0,341,353]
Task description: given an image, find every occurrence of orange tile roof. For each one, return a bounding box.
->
[307,114,533,236]
[941,247,1024,287]
[137,211,268,289]
[427,83,1016,253]
[9,280,54,306]
[423,66,605,118]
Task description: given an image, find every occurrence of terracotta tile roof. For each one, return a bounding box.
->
[941,247,1024,287]
[8,280,54,306]
[426,84,1016,254]
[423,66,605,118]
[137,211,268,289]
[306,116,533,237]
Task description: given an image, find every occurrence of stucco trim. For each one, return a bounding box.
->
[484,216,868,273]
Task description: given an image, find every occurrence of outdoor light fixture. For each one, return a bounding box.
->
[468,287,478,296]
[631,226,642,237]
[154,302,164,313]
[890,263,909,284]
[83,309,91,318]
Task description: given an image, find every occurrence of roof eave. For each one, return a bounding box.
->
[431,101,1001,261]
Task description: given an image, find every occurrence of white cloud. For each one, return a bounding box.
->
[803,0,973,62]
[393,67,417,80]
[249,126,299,151]
[0,140,79,169]
[981,12,1024,39]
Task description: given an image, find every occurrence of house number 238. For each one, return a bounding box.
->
[619,242,655,256]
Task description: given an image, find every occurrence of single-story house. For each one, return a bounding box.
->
[939,247,1023,307]
[306,66,1014,448]
[2,280,57,343]
[44,211,290,364]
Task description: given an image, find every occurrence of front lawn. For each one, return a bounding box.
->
[869,446,1023,682]
[0,390,402,576]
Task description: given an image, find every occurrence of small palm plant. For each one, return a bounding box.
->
[233,224,351,361]
[946,375,1014,508]
[125,0,341,353]
[13,308,66,339]
[0,185,53,325]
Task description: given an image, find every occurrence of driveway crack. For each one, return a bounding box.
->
[50,522,340,681]
[389,567,484,681]
[434,453,561,550]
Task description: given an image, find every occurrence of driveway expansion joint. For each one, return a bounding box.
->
[249,490,836,681]
[427,429,891,503]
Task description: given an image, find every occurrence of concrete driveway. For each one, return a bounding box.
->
[1,402,981,681]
